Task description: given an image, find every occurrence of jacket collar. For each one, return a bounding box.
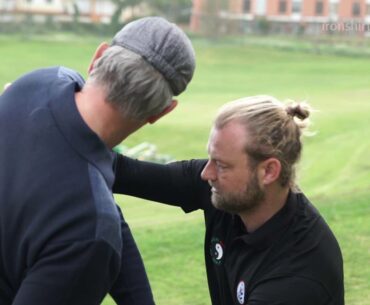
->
[49,73,115,187]
[234,190,298,250]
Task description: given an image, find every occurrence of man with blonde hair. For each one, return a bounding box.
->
[113,95,344,305]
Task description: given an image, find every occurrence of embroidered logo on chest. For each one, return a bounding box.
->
[210,237,224,265]
[237,281,246,304]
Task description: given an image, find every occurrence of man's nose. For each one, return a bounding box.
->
[201,160,216,182]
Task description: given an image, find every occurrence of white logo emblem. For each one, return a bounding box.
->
[215,243,223,260]
[237,281,245,304]
[210,238,224,265]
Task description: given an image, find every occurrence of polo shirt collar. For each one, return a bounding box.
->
[236,191,297,250]
[49,74,115,187]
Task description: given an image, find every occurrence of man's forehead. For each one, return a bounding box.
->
[207,123,247,156]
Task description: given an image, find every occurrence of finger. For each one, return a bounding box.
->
[4,83,12,91]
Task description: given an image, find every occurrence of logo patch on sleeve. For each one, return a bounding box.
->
[237,281,246,304]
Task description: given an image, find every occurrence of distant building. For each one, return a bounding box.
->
[0,0,148,24]
[190,0,370,35]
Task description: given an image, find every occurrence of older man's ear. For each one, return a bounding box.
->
[147,99,178,124]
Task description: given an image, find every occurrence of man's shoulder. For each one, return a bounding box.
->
[272,191,344,302]
[57,66,85,89]
[13,66,84,91]
[13,67,61,87]
[293,192,340,247]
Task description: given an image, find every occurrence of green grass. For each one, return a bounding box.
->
[0,35,369,305]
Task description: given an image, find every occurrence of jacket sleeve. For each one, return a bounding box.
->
[12,239,120,305]
[112,154,211,212]
[109,205,155,305]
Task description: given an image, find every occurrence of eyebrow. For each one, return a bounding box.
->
[209,154,230,166]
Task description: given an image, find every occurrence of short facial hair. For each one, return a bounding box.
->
[211,171,265,214]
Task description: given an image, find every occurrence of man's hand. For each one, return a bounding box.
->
[3,83,11,91]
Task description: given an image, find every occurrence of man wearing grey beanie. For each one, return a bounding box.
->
[0,17,195,305]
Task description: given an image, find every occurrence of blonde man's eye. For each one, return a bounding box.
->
[216,162,227,170]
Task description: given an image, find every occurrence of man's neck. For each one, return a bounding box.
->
[239,186,290,233]
[75,83,145,148]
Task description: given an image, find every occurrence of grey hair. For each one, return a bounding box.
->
[215,95,313,188]
[87,45,173,120]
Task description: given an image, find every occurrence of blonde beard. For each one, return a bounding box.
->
[211,173,265,214]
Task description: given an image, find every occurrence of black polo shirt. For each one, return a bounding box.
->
[114,156,344,305]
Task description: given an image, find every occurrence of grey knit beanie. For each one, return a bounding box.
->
[112,16,196,96]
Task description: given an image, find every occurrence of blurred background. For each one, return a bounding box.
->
[0,0,369,304]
